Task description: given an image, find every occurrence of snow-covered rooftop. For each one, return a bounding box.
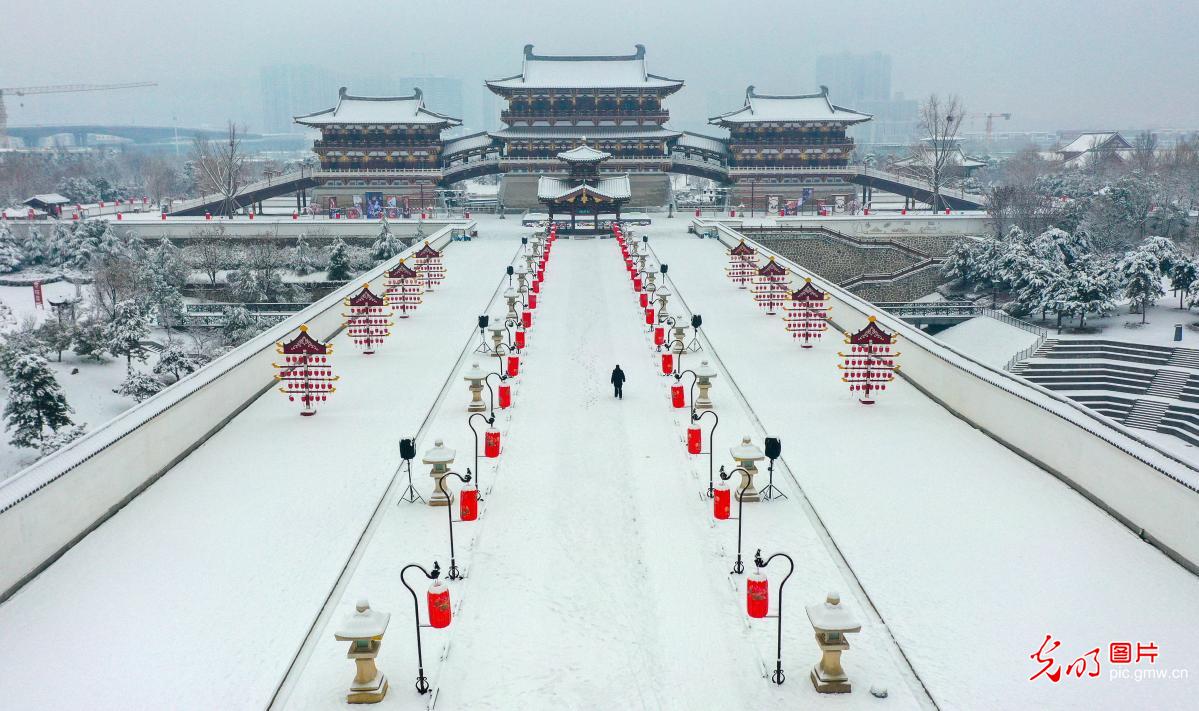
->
[710,86,872,126]
[442,131,495,156]
[294,87,461,127]
[486,44,684,91]
[893,145,987,170]
[537,175,631,201]
[676,131,729,156]
[1058,131,1131,155]
[490,125,680,142]
[557,144,611,163]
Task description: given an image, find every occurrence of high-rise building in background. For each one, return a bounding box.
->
[813,52,917,151]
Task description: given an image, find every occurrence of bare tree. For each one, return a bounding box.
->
[1130,131,1159,174]
[186,234,231,286]
[141,155,179,208]
[911,94,965,212]
[190,122,247,217]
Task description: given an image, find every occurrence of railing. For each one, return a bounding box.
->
[183,302,311,315]
[840,258,944,288]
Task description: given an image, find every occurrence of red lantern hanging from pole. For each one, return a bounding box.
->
[645,308,655,325]
[687,426,702,455]
[640,292,649,309]
[653,326,664,346]
[532,279,540,294]
[514,328,526,350]
[714,478,731,520]
[661,352,674,375]
[507,355,520,377]
[747,570,769,618]
[783,277,831,348]
[273,325,338,416]
[459,484,479,521]
[528,293,538,310]
[838,316,901,405]
[485,427,501,458]
[521,310,533,328]
[671,383,685,408]
[498,383,512,409]
[427,580,452,628]
[342,284,394,354]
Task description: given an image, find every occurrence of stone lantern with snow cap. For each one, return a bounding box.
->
[334,599,391,704]
[806,591,862,693]
[694,360,718,410]
[503,287,519,321]
[463,362,488,412]
[424,439,456,507]
[487,318,508,358]
[514,264,530,293]
[655,285,672,323]
[730,435,765,501]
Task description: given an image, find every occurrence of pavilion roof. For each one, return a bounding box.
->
[846,316,897,345]
[295,87,461,127]
[414,242,441,258]
[490,125,680,142]
[791,278,828,301]
[729,240,757,256]
[758,257,788,276]
[710,86,871,126]
[347,285,385,308]
[557,144,612,163]
[1058,131,1132,156]
[486,45,683,91]
[386,260,419,279]
[277,326,331,355]
[537,175,632,202]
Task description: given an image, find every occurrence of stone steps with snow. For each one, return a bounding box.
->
[1123,399,1171,430]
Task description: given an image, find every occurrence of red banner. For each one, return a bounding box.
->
[32,280,43,308]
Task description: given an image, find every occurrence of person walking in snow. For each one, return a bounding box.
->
[611,365,626,399]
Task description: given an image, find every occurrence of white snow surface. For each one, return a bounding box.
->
[932,316,1041,370]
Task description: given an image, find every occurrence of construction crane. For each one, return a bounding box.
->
[0,82,157,147]
[963,112,1012,144]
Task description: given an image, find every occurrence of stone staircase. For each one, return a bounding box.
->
[1124,399,1171,431]
[1168,347,1199,369]
[1146,369,1191,399]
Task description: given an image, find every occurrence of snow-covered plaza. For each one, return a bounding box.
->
[1,216,1197,710]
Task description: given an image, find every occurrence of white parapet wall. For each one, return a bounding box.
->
[0,221,474,600]
[694,211,991,240]
[697,219,1199,571]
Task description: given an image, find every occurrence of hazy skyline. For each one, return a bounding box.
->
[4,0,1198,133]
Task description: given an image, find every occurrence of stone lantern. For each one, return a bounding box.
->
[463,362,487,412]
[423,439,457,507]
[503,288,519,321]
[805,592,862,693]
[524,252,538,273]
[670,320,688,356]
[487,319,507,358]
[514,265,529,293]
[530,235,543,256]
[334,599,391,704]
[694,359,718,410]
[730,435,765,502]
[655,286,672,322]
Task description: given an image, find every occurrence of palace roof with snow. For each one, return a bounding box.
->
[710,86,872,126]
[294,87,461,127]
[486,45,684,92]
[537,175,631,201]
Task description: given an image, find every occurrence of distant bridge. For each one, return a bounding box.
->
[7,124,259,147]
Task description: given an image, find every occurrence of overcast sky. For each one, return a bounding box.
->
[4,0,1197,134]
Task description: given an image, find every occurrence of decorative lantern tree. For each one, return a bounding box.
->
[751,257,791,315]
[838,316,900,405]
[273,325,338,416]
[412,241,446,292]
[783,277,831,348]
[384,259,423,318]
[726,239,759,289]
[342,284,394,354]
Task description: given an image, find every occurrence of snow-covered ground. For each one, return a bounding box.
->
[932,316,1042,370]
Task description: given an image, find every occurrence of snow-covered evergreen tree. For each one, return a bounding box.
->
[221,306,260,346]
[290,234,318,276]
[113,370,164,402]
[1060,257,1119,329]
[36,318,74,362]
[1172,260,1199,310]
[326,238,352,281]
[3,353,75,448]
[47,222,74,267]
[370,221,403,262]
[1119,247,1166,323]
[0,224,23,273]
[20,225,46,266]
[940,238,981,284]
[153,344,209,382]
[104,299,151,369]
[71,314,109,362]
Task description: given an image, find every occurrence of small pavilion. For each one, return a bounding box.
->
[536,144,631,234]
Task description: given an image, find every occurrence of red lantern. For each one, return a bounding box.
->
[687,426,702,455]
[532,280,540,294]
[645,308,655,325]
[460,484,478,521]
[498,383,512,409]
[661,352,673,375]
[653,326,664,346]
[747,571,769,618]
[714,479,731,520]
[204,211,212,220]
[639,292,648,308]
[537,269,545,282]
[901,208,907,215]
[529,293,537,309]
[428,580,451,628]
[729,209,736,217]
[485,428,501,458]
[633,277,642,291]
[514,329,526,350]
[507,355,520,377]
[945,208,951,215]
[248,210,255,220]
[695,208,701,217]
[671,384,685,408]
[159,212,164,221]
[521,311,532,328]
[292,211,298,220]
[116,212,123,221]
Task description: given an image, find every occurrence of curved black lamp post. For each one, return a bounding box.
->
[467,413,494,494]
[719,465,754,575]
[693,409,719,497]
[435,470,473,580]
[674,368,699,417]
[753,549,796,685]
[481,371,508,418]
[662,338,687,376]
[399,560,442,694]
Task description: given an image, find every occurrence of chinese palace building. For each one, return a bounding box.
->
[295,87,461,214]
[709,86,871,206]
[485,44,684,208]
[536,144,631,233]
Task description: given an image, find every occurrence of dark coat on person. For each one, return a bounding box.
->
[610,366,626,385]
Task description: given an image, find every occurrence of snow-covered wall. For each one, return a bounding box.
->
[0,222,473,600]
[700,219,1199,572]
